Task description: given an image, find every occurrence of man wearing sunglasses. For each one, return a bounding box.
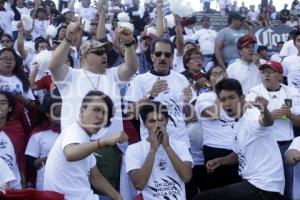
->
[125,38,196,149]
[48,21,138,196]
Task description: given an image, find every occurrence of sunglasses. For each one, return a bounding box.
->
[154,51,172,58]
[89,49,107,56]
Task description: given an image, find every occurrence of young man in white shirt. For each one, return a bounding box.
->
[227,35,262,95]
[246,61,300,199]
[192,78,285,200]
[125,101,193,199]
[286,137,300,200]
[44,90,128,200]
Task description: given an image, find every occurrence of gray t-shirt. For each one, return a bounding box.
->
[216,27,246,64]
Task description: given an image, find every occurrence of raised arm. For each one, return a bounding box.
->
[156,0,164,37]
[96,1,107,40]
[117,28,138,81]
[16,22,28,60]
[49,22,82,81]
[174,15,184,56]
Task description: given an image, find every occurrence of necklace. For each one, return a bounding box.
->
[83,70,101,90]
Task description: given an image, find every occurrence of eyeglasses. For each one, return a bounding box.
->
[0,57,15,62]
[1,40,11,44]
[211,71,227,77]
[89,49,107,56]
[154,51,172,58]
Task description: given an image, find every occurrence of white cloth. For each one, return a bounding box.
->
[0,157,16,191]
[191,28,217,55]
[227,59,262,95]
[25,130,59,190]
[187,122,204,165]
[124,70,196,147]
[287,137,300,200]
[43,123,97,200]
[125,139,193,199]
[233,108,285,194]
[246,84,300,141]
[55,67,123,140]
[12,7,30,32]
[270,53,282,63]
[281,55,300,92]
[248,11,259,21]
[279,40,298,58]
[0,131,21,189]
[172,55,184,73]
[75,7,97,22]
[32,20,50,40]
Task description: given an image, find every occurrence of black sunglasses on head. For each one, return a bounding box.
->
[154,51,172,58]
[89,49,107,56]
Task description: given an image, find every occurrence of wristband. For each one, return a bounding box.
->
[124,40,136,48]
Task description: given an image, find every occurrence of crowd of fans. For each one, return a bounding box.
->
[0,0,300,200]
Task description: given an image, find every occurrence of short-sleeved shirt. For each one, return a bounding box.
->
[287,137,300,200]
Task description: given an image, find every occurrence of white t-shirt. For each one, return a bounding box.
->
[227,59,262,95]
[25,130,59,190]
[75,7,97,22]
[172,55,184,73]
[287,137,300,200]
[125,70,196,146]
[43,123,97,200]
[281,55,300,92]
[187,122,204,165]
[191,28,217,55]
[0,131,21,189]
[32,19,50,40]
[196,91,236,150]
[270,53,282,63]
[0,75,35,100]
[234,108,285,194]
[248,11,258,21]
[0,10,14,36]
[55,67,123,140]
[12,7,30,32]
[125,139,193,200]
[279,40,298,58]
[0,157,16,189]
[246,84,300,141]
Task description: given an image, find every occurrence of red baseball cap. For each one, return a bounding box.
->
[237,35,256,49]
[260,61,283,74]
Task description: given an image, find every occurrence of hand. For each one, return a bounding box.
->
[271,109,284,119]
[174,14,182,26]
[149,78,168,97]
[65,21,84,45]
[102,131,128,146]
[17,21,25,33]
[250,96,269,113]
[182,85,193,104]
[118,27,135,44]
[281,104,292,118]
[149,128,161,152]
[206,157,222,174]
[157,0,163,7]
[160,127,170,149]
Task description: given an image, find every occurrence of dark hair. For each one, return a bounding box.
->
[0,90,16,119]
[0,48,30,92]
[206,65,226,81]
[293,31,300,44]
[67,54,74,68]
[139,101,169,123]
[257,45,268,53]
[40,92,62,114]
[277,41,284,46]
[54,26,66,41]
[150,38,174,54]
[215,78,243,98]
[1,33,13,43]
[81,90,114,127]
[34,37,50,51]
[183,48,202,69]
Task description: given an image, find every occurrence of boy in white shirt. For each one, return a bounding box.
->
[192,78,284,200]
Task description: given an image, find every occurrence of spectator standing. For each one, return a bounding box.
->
[280,4,290,24]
